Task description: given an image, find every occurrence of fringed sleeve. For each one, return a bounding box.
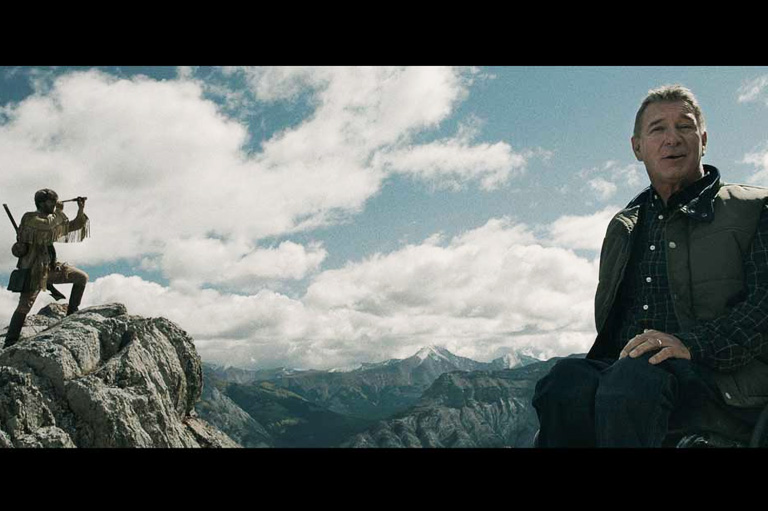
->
[16,210,90,292]
[63,213,90,243]
[17,211,90,245]
[18,211,70,245]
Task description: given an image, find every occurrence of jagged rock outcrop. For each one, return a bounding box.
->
[342,357,566,448]
[0,303,238,448]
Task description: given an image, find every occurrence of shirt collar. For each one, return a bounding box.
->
[646,164,720,222]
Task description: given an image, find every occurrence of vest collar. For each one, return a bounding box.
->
[620,164,721,225]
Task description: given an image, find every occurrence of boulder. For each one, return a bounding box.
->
[0,303,239,448]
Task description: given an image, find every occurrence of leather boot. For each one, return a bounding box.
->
[67,284,86,316]
[3,311,27,348]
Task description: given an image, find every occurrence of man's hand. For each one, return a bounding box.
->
[56,200,64,212]
[619,329,691,364]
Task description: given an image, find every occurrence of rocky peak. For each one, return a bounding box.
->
[413,344,453,363]
[406,345,486,374]
[0,303,237,448]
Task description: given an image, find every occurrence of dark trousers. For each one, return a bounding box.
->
[532,354,759,447]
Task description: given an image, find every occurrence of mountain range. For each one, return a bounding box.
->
[343,357,565,447]
[0,302,574,449]
[197,344,564,448]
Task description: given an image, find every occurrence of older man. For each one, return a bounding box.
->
[533,84,768,447]
[3,189,89,348]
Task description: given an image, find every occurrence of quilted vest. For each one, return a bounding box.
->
[588,178,768,408]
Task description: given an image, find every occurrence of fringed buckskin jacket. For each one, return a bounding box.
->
[16,208,89,292]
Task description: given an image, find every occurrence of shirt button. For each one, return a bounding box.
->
[646,277,652,283]
[658,214,664,220]
[643,304,649,310]
[669,241,677,249]
[650,245,656,251]
[725,392,732,400]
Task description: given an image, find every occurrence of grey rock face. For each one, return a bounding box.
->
[0,303,238,448]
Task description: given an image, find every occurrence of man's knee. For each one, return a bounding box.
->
[596,354,677,406]
[604,353,674,383]
[68,266,89,286]
[534,358,600,408]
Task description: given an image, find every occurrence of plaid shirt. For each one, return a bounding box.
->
[611,166,768,372]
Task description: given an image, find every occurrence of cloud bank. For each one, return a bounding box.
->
[0,67,610,370]
[0,209,612,370]
[0,67,536,291]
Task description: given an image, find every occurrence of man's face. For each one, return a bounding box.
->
[631,100,707,188]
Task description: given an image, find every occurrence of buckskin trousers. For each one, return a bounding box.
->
[532,353,759,447]
[14,263,89,315]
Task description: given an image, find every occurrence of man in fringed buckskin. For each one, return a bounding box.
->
[3,189,89,348]
[533,85,768,447]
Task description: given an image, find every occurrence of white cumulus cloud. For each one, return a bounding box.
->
[2,212,602,370]
[588,178,618,200]
[0,67,534,289]
[1,67,588,370]
[374,138,528,191]
[579,161,645,202]
[301,217,599,365]
[738,75,768,104]
[159,238,327,291]
[745,148,768,186]
[548,206,618,251]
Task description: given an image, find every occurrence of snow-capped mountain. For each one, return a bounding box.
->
[401,344,489,379]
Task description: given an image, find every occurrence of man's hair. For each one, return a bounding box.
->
[34,188,58,209]
[633,84,706,138]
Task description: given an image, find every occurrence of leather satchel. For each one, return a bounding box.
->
[11,241,28,257]
[7,268,30,293]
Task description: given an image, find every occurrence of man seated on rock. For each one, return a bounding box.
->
[4,189,89,348]
[532,84,768,447]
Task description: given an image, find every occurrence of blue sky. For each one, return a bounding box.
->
[2,66,768,370]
